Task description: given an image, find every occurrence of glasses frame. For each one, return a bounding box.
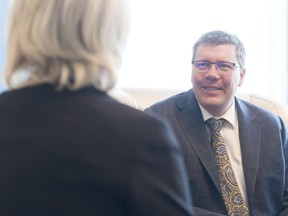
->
[192,60,241,75]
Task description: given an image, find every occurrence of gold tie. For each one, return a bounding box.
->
[206,118,249,216]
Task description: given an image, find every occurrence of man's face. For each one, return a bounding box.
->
[191,43,245,116]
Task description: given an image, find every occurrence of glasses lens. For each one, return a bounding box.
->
[193,61,210,71]
[216,62,235,71]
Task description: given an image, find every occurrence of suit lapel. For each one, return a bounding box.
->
[236,99,261,206]
[176,90,221,192]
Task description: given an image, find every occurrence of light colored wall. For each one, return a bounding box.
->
[0,0,9,91]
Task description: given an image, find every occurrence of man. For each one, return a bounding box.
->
[145,30,288,215]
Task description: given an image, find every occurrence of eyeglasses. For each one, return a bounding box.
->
[192,60,240,75]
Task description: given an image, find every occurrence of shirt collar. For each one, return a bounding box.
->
[199,100,236,127]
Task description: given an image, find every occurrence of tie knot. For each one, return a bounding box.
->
[206,118,226,132]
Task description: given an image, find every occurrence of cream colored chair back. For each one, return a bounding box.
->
[109,88,288,127]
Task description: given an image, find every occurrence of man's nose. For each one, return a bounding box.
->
[205,63,220,78]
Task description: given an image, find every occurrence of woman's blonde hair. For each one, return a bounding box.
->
[5,0,130,91]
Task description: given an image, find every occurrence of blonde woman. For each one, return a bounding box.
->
[0,0,194,215]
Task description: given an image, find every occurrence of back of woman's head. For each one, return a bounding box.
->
[5,0,130,91]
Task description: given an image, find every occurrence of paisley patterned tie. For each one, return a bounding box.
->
[206,118,249,216]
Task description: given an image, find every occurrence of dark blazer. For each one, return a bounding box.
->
[145,89,288,216]
[0,84,194,216]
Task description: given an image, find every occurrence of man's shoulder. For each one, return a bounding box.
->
[236,97,285,126]
[147,89,192,111]
[237,97,277,115]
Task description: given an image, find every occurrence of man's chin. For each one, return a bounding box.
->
[199,100,226,115]
[200,98,223,108]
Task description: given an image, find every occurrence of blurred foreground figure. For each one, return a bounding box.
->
[0,0,194,215]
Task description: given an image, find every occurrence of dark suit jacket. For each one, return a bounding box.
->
[145,89,288,216]
[0,84,194,216]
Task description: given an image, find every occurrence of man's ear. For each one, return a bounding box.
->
[239,69,246,87]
